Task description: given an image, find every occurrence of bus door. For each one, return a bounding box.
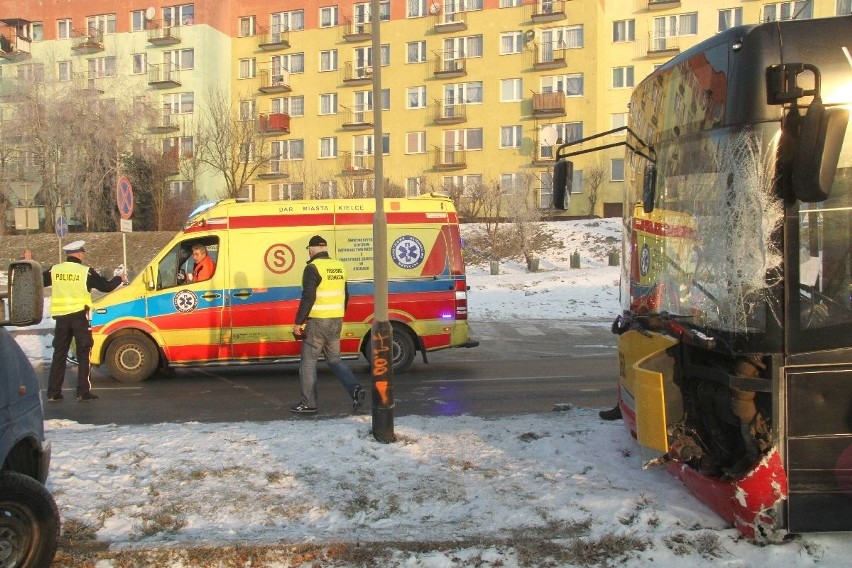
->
[785,178,852,532]
[151,235,228,363]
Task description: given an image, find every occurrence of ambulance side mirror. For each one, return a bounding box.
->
[0,261,44,327]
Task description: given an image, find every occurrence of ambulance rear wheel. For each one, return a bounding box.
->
[105,335,159,383]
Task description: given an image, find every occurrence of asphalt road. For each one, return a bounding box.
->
[36,319,619,425]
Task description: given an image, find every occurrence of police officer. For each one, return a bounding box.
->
[290,235,365,413]
[43,240,125,401]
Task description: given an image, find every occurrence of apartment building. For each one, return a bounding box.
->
[1,0,849,227]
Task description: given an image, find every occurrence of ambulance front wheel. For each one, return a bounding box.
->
[105,334,159,383]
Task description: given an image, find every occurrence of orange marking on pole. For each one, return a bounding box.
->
[375,380,389,404]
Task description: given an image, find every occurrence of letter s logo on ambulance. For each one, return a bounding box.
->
[392,235,425,269]
[264,243,295,274]
[174,289,199,313]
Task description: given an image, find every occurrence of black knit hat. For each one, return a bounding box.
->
[307,235,327,248]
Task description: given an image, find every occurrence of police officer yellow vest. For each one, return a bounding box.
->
[50,262,92,317]
[308,258,346,319]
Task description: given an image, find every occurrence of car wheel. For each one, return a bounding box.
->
[105,334,159,383]
[0,472,59,568]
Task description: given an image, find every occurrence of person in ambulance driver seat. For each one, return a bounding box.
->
[290,235,366,414]
[43,240,126,402]
[189,243,215,283]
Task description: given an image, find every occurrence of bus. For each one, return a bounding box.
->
[553,16,851,538]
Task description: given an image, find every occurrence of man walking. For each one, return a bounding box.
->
[290,235,365,414]
[43,240,125,401]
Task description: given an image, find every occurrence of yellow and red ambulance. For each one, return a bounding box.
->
[90,195,477,382]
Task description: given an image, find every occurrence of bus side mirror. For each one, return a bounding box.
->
[552,160,573,210]
[792,103,848,202]
[642,164,657,214]
[0,261,44,327]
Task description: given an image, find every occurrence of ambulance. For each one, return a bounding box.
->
[89,195,478,382]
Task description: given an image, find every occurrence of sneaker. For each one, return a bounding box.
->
[352,386,366,410]
[599,405,622,421]
[47,393,64,402]
[77,392,99,402]
[66,355,79,366]
[290,402,318,414]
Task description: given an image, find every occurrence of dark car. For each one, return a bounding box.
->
[1,260,59,568]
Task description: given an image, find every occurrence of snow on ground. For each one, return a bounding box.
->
[5,219,852,566]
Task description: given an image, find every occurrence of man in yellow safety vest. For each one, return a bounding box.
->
[43,240,126,402]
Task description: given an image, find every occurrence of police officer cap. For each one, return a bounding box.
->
[62,240,86,253]
[307,235,327,248]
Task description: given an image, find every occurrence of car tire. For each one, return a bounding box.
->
[362,324,417,374]
[105,334,159,383]
[0,471,60,568]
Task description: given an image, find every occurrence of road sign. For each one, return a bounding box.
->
[120,218,133,233]
[55,215,69,238]
[116,176,134,220]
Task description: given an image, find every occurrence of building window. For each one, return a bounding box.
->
[271,10,305,33]
[611,158,625,182]
[718,8,742,31]
[57,19,72,39]
[542,73,584,97]
[280,53,305,74]
[57,61,72,82]
[281,139,305,160]
[132,53,147,74]
[320,50,338,72]
[320,6,338,27]
[87,14,116,35]
[538,122,582,159]
[763,1,812,21]
[239,100,255,121]
[163,4,194,27]
[239,58,256,79]
[443,175,483,196]
[28,22,43,42]
[170,180,193,197]
[653,13,698,50]
[500,0,522,7]
[612,66,634,89]
[131,10,147,32]
[500,31,523,54]
[611,113,627,132]
[407,40,427,63]
[500,126,522,149]
[500,78,522,102]
[319,93,338,115]
[500,173,522,194]
[239,16,256,37]
[406,131,426,154]
[406,86,427,109]
[445,81,483,105]
[613,19,635,42]
[320,180,337,199]
[272,96,304,116]
[88,56,116,78]
[319,137,338,159]
[165,48,194,70]
[840,0,852,16]
[446,128,483,151]
[408,0,427,17]
[164,92,194,114]
[406,177,423,197]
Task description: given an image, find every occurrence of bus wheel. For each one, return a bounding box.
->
[105,335,159,383]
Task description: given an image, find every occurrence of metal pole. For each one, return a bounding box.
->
[370,0,394,443]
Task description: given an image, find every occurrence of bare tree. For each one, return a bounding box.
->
[584,164,606,218]
[195,87,274,199]
[507,173,543,271]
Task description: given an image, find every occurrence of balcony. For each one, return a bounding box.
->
[258,113,291,135]
[0,19,32,62]
[342,61,373,85]
[147,21,181,46]
[72,72,103,95]
[648,0,681,10]
[71,29,104,54]
[530,1,567,23]
[341,18,371,42]
[148,112,182,134]
[532,43,566,70]
[148,63,181,88]
[340,105,373,130]
[433,52,466,78]
[433,145,466,171]
[433,100,467,124]
[433,1,468,33]
[257,25,290,51]
[532,92,566,118]
[340,152,374,175]
[257,159,289,180]
[645,34,680,57]
[258,67,291,94]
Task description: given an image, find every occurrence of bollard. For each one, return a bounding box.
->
[570,251,581,269]
[490,260,500,275]
[527,256,539,272]
[608,250,620,266]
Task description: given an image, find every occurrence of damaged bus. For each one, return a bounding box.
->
[553,16,851,538]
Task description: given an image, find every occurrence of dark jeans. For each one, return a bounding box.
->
[47,310,93,397]
[299,318,361,407]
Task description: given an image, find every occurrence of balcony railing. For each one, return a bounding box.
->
[341,105,373,129]
[532,92,566,118]
[340,152,374,175]
[0,21,32,62]
[433,52,466,77]
[149,112,182,133]
[72,72,103,94]
[147,21,181,46]
[434,0,469,33]
[147,62,181,88]
[434,145,466,170]
[341,17,371,42]
[648,0,681,10]
[533,43,566,70]
[644,33,681,56]
[257,25,290,50]
[257,159,289,179]
[258,112,291,134]
[71,28,104,53]
[530,1,567,23]
[258,67,292,94]
[342,61,373,85]
[433,99,467,124]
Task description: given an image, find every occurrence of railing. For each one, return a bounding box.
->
[257,24,290,50]
[147,62,181,86]
[341,17,371,40]
[531,1,567,22]
[72,71,101,93]
[433,145,467,170]
[532,92,566,116]
[257,159,289,178]
[343,61,373,83]
[533,43,566,68]
[434,99,467,123]
[340,152,374,174]
[258,67,291,93]
[147,21,181,45]
[341,105,373,128]
[0,24,31,61]
[71,28,104,52]
[258,113,291,134]
[433,52,466,76]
